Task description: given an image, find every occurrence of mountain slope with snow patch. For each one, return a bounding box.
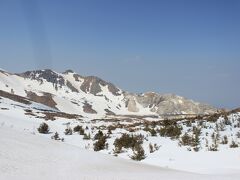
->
[0,69,217,119]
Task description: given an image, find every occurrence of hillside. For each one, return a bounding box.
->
[0,69,217,119]
[1,68,240,179]
[0,94,240,176]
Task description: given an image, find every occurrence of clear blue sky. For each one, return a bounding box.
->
[0,0,239,109]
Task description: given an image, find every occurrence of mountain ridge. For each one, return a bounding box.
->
[0,68,218,118]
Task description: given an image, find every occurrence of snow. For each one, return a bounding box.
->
[0,96,240,179]
[1,126,240,180]
[144,140,240,174]
[53,95,83,115]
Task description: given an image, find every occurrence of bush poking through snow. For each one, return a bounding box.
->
[79,128,85,135]
[143,125,157,136]
[223,116,232,126]
[149,128,157,136]
[93,136,107,151]
[37,122,49,134]
[221,135,228,145]
[159,124,182,139]
[149,143,154,153]
[192,126,201,151]
[114,133,144,154]
[73,125,82,132]
[208,144,218,151]
[64,127,73,135]
[149,143,160,153]
[179,128,201,151]
[131,144,146,161]
[73,125,85,135]
[230,140,239,148]
[154,143,160,151]
[51,132,60,140]
[83,133,91,140]
[180,133,193,146]
[107,128,112,135]
[94,130,104,140]
[236,132,240,138]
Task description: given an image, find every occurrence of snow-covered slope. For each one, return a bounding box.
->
[0,95,240,177]
[0,69,217,119]
[1,126,240,180]
[1,68,239,179]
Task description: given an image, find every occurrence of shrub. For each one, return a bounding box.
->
[221,135,228,144]
[73,125,85,135]
[208,144,218,151]
[223,116,232,125]
[143,125,157,136]
[143,125,151,132]
[149,143,154,153]
[51,132,60,140]
[107,125,117,131]
[73,125,82,132]
[149,143,160,153]
[83,133,91,140]
[79,128,85,135]
[193,126,201,136]
[94,130,104,140]
[154,143,160,151]
[206,114,220,122]
[230,141,239,148]
[236,122,240,128]
[107,128,112,134]
[159,124,182,139]
[149,128,157,136]
[185,120,192,127]
[161,119,176,126]
[180,133,193,146]
[64,127,73,135]
[205,139,209,148]
[114,133,143,153]
[218,122,226,131]
[93,136,107,151]
[131,144,146,161]
[192,126,201,151]
[236,132,240,138]
[38,122,49,134]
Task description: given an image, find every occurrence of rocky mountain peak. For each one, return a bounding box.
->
[19,69,65,89]
[0,68,218,117]
[80,76,121,96]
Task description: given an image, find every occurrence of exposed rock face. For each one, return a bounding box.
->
[124,92,217,115]
[0,90,31,105]
[73,74,82,82]
[19,69,65,90]
[104,109,116,115]
[107,83,121,96]
[125,95,139,112]
[19,69,121,96]
[80,76,121,96]
[66,80,79,93]
[83,102,97,114]
[134,92,164,108]
[26,91,58,110]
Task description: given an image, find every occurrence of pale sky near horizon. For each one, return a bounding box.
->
[0,0,239,109]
